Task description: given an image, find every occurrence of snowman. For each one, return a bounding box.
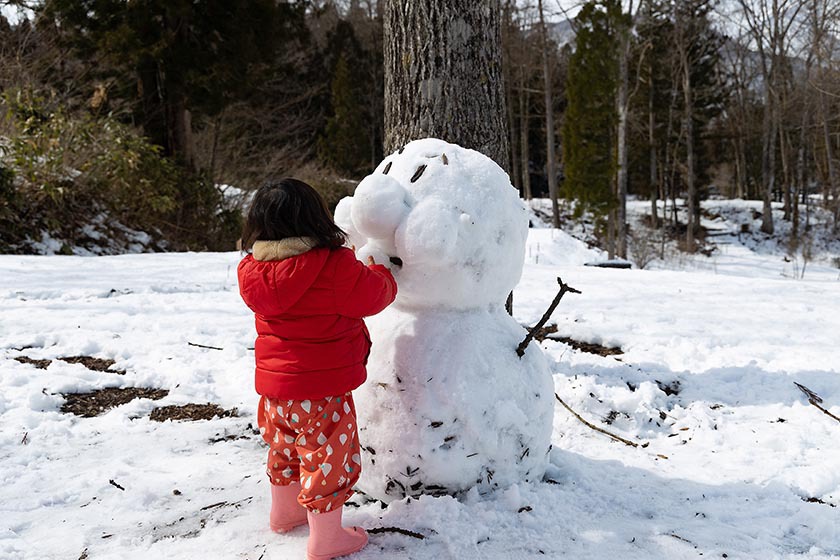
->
[335,138,554,502]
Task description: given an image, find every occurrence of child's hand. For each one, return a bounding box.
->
[367,256,376,266]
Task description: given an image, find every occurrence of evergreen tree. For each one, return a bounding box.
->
[562,0,620,221]
[41,0,298,168]
[318,53,369,175]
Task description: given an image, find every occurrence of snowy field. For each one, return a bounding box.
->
[2,224,840,559]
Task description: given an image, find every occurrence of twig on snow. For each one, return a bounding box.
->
[517,278,581,357]
[188,342,224,351]
[200,497,252,511]
[795,382,840,424]
[368,526,426,540]
[554,393,645,448]
[109,479,125,491]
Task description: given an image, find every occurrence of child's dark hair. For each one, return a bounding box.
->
[241,178,347,251]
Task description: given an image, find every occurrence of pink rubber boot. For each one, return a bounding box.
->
[269,482,308,532]
[306,508,368,560]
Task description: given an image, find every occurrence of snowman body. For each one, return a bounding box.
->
[334,139,554,501]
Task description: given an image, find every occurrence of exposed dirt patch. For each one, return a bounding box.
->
[61,387,169,417]
[553,336,623,357]
[14,355,125,374]
[150,403,238,422]
[524,323,624,357]
[14,356,52,369]
[530,323,559,342]
[59,356,124,374]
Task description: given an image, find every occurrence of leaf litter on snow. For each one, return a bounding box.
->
[150,403,239,422]
[61,387,169,417]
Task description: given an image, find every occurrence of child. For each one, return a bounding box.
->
[237,178,397,560]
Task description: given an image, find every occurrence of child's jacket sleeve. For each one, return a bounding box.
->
[333,248,397,318]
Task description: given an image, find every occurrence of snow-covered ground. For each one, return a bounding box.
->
[530,196,840,281]
[2,221,839,559]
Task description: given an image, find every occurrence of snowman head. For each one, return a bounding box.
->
[335,138,528,310]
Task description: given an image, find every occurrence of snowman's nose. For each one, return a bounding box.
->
[351,174,410,240]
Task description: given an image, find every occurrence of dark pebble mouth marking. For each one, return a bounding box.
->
[389,256,404,267]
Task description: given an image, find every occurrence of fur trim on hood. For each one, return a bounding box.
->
[252,237,317,261]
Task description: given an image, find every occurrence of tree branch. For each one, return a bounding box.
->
[555,393,645,448]
[188,342,224,351]
[795,382,840,424]
[367,526,426,540]
[517,277,581,357]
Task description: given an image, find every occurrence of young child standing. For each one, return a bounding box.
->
[237,178,397,560]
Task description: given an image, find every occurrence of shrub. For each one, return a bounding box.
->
[0,89,238,253]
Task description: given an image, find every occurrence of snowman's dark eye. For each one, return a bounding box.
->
[410,165,427,183]
[383,161,393,175]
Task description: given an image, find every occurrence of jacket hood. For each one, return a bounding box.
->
[238,242,330,317]
[252,237,316,261]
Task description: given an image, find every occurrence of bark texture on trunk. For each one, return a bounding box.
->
[684,70,696,250]
[616,33,630,258]
[819,90,838,228]
[538,0,560,227]
[648,75,659,228]
[519,86,532,199]
[676,9,696,251]
[384,0,510,170]
[761,93,777,234]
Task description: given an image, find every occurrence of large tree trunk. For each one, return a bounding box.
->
[519,85,532,200]
[616,31,630,258]
[683,65,696,252]
[794,105,809,239]
[502,0,519,188]
[649,70,659,229]
[819,90,838,229]
[383,0,510,170]
[538,0,560,227]
[168,94,195,171]
[136,56,167,153]
[780,126,792,221]
[761,90,777,234]
[676,4,697,252]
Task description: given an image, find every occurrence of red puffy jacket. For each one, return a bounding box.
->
[238,244,397,400]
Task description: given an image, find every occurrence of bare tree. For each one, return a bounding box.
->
[736,0,807,234]
[615,0,638,258]
[809,0,840,230]
[504,1,537,199]
[674,0,700,251]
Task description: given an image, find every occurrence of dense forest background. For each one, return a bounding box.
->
[0,0,838,256]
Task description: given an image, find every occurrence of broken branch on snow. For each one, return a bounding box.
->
[187,342,224,351]
[367,526,426,540]
[795,382,840,424]
[555,393,645,448]
[517,277,581,357]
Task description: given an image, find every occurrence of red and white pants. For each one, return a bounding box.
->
[257,392,361,513]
